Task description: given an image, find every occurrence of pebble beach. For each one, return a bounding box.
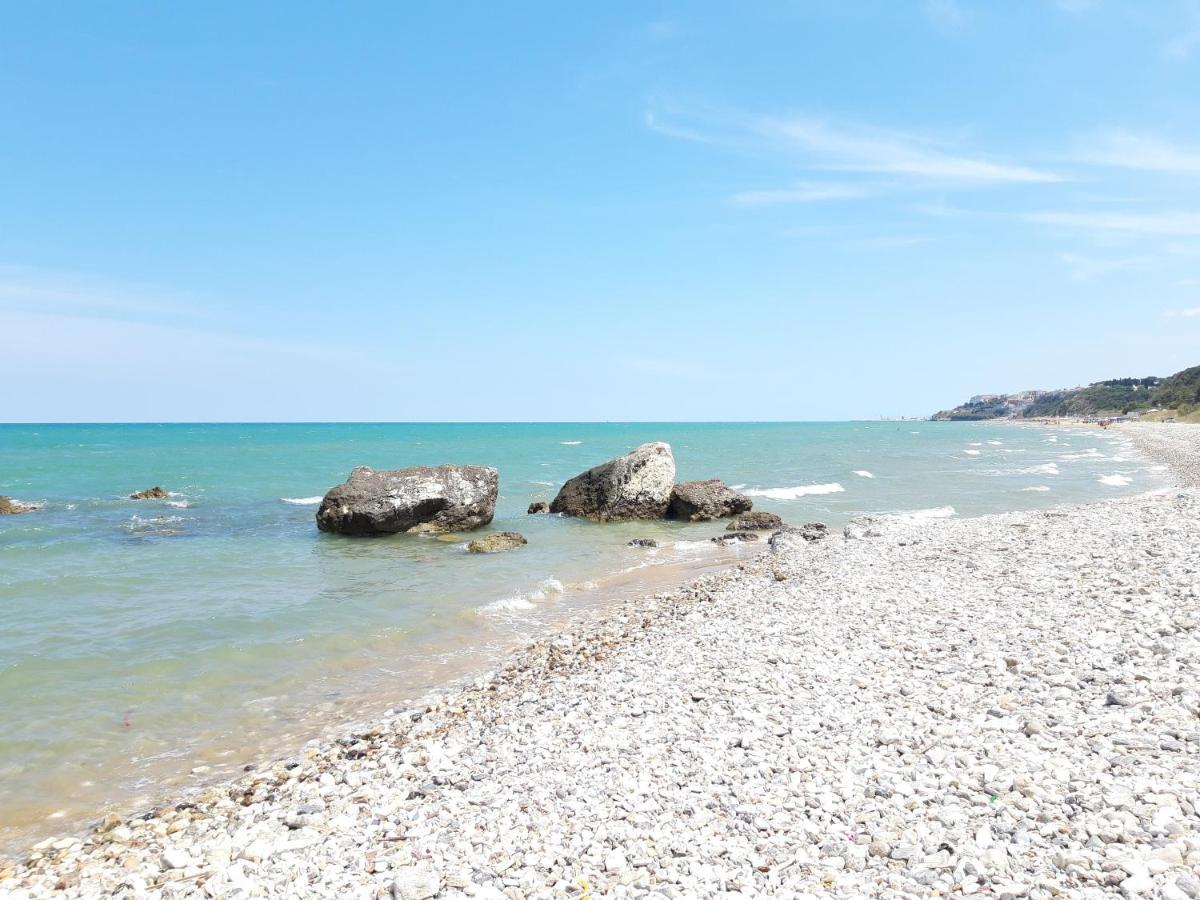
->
[4,423,1199,899]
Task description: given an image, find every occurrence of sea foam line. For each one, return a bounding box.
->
[281,496,324,506]
[743,483,844,500]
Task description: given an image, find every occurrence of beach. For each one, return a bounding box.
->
[3,422,1199,898]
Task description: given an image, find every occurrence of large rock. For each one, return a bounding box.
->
[666,479,752,521]
[467,531,527,553]
[549,442,675,522]
[0,496,36,515]
[727,511,783,531]
[316,465,498,536]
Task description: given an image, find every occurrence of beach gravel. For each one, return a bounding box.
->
[4,424,1200,898]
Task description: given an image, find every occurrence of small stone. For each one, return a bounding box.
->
[392,863,443,900]
[161,848,192,870]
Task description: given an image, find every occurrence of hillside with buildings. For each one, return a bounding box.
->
[932,365,1200,421]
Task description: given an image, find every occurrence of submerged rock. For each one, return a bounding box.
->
[667,480,752,522]
[466,532,528,553]
[628,538,658,548]
[549,442,675,522]
[129,487,168,500]
[727,511,784,531]
[713,531,759,543]
[316,465,498,536]
[0,496,36,515]
[527,502,549,514]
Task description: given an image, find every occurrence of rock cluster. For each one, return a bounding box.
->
[8,425,1199,900]
[727,511,784,531]
[316,466,498,536]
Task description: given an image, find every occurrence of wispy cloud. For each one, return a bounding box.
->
[1075,131,1200,173]
[924,0,971,35]
[761,117,1065,184]
[1163,1,1200,60]
[0,264,215,325]
[1026,211,1200,236]
[643,110,715,145]
[1054,0,1096,12]
[731,181,869,206]
[1058,252,1139,280]
[1165,306,1200,317]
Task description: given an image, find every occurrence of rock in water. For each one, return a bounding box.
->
[527,501,549,514]
[316,465,498,536]
[129,487,168,500]
[466,531,528,553]
[713,531,759,543]
[628,538,658,547]
[0,496,36,515]
[549,442,675,522]
[727,511,783,531]
[667,480,752,521]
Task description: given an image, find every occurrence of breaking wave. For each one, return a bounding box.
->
[1021,485,1051,492]
[1024,463,1060,476]
[1098,474,1132,487]
[478,578,565,614]
[281,497,323,506]
[743,483,845,500]
[853,470,875,478]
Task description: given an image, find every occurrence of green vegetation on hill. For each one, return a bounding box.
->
[932,365,1200,421]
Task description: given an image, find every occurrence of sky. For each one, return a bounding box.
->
[2,1,1199,422]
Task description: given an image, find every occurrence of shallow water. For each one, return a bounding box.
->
[0,421,1164,853]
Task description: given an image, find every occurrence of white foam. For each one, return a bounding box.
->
[1021,485,1051,492]
[969,442,983,446]
[1024,463,1060,476]
[987,440,1002,445]
[853,470,875,478]
[1099,474,1132,487]
[560,440,582,445]
[478,578,565,614]
[165,500,191,508]
[964,449,982,456]
[743,483,845,500]
[1043,436,1058,443]
[281,496,323,506]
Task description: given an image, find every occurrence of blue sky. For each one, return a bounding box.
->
[2,1,1199,421]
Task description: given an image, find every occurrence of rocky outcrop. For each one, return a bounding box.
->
[527,502,549,514]
[666,480,752,522]
[316,465,498,536]
[726,511,783,531]
[0,496,36,515]
[129,487,168,500]
[713,531,759,543]
[549,443,675,522]
[467,532,527,553]
[769,522,830,550]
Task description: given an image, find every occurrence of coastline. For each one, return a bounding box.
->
[4,424,1199,898]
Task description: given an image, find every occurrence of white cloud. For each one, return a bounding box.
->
[1165,306,1200,317]
[1058,252,1139,280]
[732,181,868,206]
[1075,131,1200,173]
[1026,211,1200,236]
[643,110,714,145]
[924,0,970,34]
[761,117,1064,184]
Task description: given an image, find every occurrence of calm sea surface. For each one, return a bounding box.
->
[0,421,1165,852]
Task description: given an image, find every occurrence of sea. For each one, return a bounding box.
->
[0,421,1167,853]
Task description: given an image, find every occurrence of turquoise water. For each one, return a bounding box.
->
[0,421,1164,852]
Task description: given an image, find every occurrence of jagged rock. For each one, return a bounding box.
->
[549,442,675,522]
[316,465,498,536]
[466,532,528,553]
[666,480,752,521]
[727,511,783,531]
[0,496,36,515]
[799,521,829,541]
[628,538,658,548]
[129,487,167,500]
[527,502,549,514]
[713,531,759,543]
